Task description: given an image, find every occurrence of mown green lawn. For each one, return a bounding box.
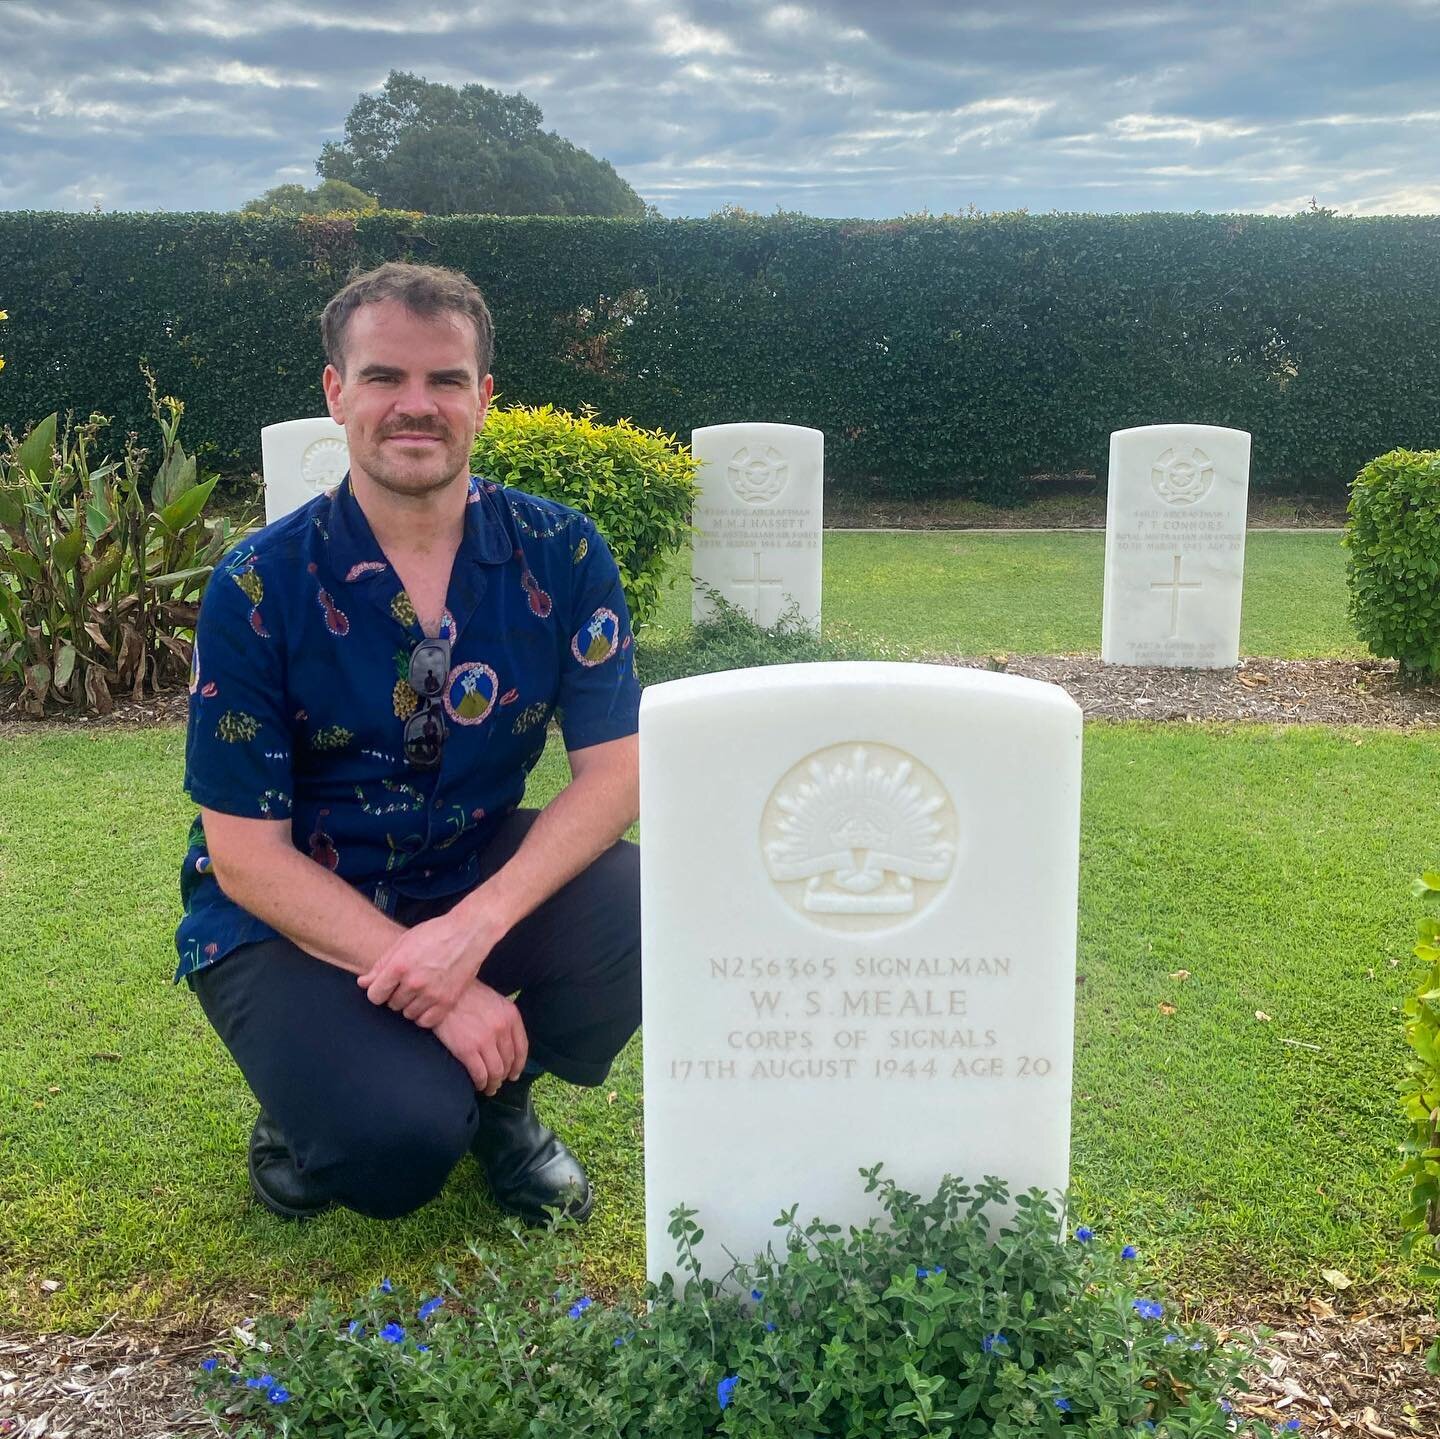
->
[650,531,1359,659]
[1,716,1429,1332]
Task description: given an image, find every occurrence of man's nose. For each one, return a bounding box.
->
[391,380,440,417]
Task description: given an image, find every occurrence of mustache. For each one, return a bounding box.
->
[379,420,449,440]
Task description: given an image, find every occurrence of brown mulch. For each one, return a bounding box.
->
[4,658,1439,741]
[938,654,1440,729]
[2,1299,1435,1437]
[0,689,189,740]
[0,1327,212,1439]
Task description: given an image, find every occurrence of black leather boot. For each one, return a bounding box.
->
[247,1111,333,1220]
[470,1075,592,1224]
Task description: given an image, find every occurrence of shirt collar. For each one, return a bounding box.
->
[327,473,512,583]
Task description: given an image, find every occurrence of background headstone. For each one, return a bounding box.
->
[1101,424,1252,668]
[640,661,1082,1282]
[691,423,823,631]
[260,417,349,524]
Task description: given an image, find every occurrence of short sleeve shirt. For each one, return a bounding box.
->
[174,474,639,982]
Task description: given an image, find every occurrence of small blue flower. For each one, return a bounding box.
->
[981,1332,1009,1354]
[245,1374,274,1390]
[380,1322,405,1343]
[751,1288,764,1301]
[348,1321,365,1338]
[1220,1398,1234,1414]
[915,1264,946,1279]
[199,1357,219,1373]
[1163,1333,1180,1345]
[379,1278,393,1293]
[417,1296,445,1322]
[568,1296,594,1319]
[1121,1244,1138,1260]
[417,1345,430,1353]
[267,1386,290,1405]
[1132,1298,1164,1321]
[1283,1422,1301,1432]
[1075,1226,1095,1243]
[916,1266,930,1278]
[1190,1340,1206,1352]
[1138,1423,1156,1433]
[717,1374,739,1410]
[1054,1396,1073,1412]
[765,1321,776,1332]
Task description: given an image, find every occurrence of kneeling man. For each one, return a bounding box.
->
[175,261,641,1223]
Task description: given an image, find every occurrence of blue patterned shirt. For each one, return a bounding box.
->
[174,474,639,981]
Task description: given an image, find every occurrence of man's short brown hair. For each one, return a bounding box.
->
[321,261,495,377]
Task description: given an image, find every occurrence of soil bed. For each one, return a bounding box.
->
[5,657,1437,740]
[940,655,1440,729]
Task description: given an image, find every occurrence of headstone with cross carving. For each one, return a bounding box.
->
[691,423,823,631]
[260,417,350,525]
[640,661,1082,1281]
[1101,424,1252,668]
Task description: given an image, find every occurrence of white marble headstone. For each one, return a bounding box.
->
[640,662,1082,1282]
[260,417,350,524]
[691,423,823,631]
[1101,424,1252,668]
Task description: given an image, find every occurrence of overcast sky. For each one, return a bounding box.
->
[2,0,1438,218]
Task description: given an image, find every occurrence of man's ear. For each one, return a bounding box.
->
[322,363,346,425]
[475,372,495,437]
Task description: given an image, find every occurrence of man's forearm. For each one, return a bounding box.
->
[214,843,405,975]
[453,752,638,951]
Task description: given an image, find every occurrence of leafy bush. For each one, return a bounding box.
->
[473,403,697,628]
[0,375,259,713]
[197,1169,1266,1438]
[1344,448,1440,678]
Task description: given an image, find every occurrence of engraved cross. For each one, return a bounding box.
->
[1150,553,1203,639]
[727,549,785,619]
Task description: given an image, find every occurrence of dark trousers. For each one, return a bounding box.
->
[190,811,641,1219]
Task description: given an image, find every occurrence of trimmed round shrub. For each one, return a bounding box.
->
[1345,447,1440,677]
[473,403,697,629]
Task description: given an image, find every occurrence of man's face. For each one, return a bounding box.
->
[322,298,493,500]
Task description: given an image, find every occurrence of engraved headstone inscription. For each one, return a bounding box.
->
[639,661,1083,1281]
[260,417,350,525]
[1101,424,1252,668]
[691,423,823,631]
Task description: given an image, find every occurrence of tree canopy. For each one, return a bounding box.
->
[316,72,646,218]
[240,178,380,216]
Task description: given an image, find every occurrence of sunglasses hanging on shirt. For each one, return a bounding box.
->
[403,636,450,769]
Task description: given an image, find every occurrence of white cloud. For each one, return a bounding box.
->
[1110,113,1262,143]
[656,15,736,56]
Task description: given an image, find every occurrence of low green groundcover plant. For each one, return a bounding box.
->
[196,1169,1276,1438]
[1398,868,1440,1375]
[636,590,887,687]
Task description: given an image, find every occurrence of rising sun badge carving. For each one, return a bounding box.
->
[761,743,958,932]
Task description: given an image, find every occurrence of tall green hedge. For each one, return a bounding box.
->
[2,211,1437,500]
